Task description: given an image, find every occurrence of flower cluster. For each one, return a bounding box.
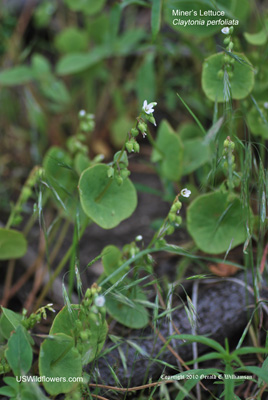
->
[166,188,191,234]
[78,109,95,132]
[217,26,235,81]
[107,150,130,186]
[222,136,235,171]
[125,100,157,154]
[74,284,106,354]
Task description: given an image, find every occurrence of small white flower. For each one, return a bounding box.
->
[221,27,230,35]
[143,100,157,115]
[264,102,268,109]
[79,109,86,117]
[135,235,143,241]
[181,188,191,198]
[94,295,105,307]
[47,303,56,313]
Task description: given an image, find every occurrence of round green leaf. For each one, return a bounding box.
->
[0,228,27,260]
[202,53,254,102]
[39,333,82,395]
[78,164,137,229]
[247,106,268,139]
[151,120,183,181]
[105,283,149,329]
[187,191,248,254]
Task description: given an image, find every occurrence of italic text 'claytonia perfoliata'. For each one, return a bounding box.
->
[181,188,191,198]
[221,27,230,35]
[142,100,157,114]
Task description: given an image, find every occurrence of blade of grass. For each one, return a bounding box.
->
[177,93,206,136]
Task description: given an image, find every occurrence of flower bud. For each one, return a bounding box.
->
[80,331,88,341]
[138,122,147,134]
[217,69,224,79]
[168,212,176,223]
[147,114,157,126]
[224,139,230,148]
[223,55,230,63]
[166,226,175,235]
[116,176,123,186]
[131,128,139,137]
[107,167,114,178]
[133,141,140,153]
[121,169,130,179]
[175,216,182,225]
[126,141,134,153]
[171,201,182,213]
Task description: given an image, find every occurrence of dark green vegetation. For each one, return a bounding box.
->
[0,0,268,399]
